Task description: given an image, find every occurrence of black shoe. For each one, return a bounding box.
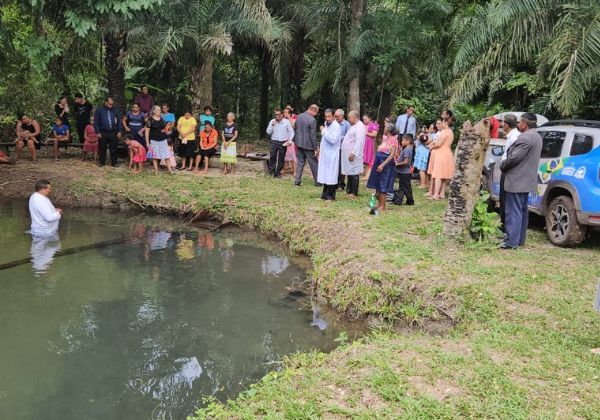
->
[499,242,517,250]
[98,163,105,167]
[314,182,323,187]
[111,163,118,167]
[406,201,415,205]
[294,181,301,187]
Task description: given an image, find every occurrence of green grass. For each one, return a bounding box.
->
[51,166,600,418]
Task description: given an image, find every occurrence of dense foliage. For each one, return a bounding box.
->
[1,0,599,138]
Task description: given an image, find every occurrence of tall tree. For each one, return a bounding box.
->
[126,0,288,114]
[450,0,600,116]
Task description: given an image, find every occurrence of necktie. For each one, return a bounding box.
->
[403,115,409,135]
[108,110,112,129]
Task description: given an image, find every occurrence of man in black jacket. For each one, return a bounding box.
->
[294,104,320,186]
[93,97,122,167]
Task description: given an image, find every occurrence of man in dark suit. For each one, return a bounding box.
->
[294,104,320,186]
[499,112,543,249]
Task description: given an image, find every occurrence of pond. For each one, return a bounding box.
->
[0,200,352,419]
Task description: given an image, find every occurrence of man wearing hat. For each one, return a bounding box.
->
[499,112,543,249]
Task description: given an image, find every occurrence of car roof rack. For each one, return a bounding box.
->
[541,119,600,129]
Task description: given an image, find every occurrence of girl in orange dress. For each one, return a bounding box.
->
[426,118,455,200]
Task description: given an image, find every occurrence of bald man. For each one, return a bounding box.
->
[294,104,320,186]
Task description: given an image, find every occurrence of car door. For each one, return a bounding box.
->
[531,130,569,210]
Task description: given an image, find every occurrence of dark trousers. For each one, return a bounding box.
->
[76,122,86,144]
[295,147,318,184]
[346,175,359,196]
[268,141,286,177]
[338,149,346,189]
[505,192,529,248]
[395,173,414,205]
[499,174,506,228]
[99,131,118,166]
[321,184,337,201]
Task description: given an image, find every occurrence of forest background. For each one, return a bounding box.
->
[1,0,599,139]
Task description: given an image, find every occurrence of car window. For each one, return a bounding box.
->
[570,133,594,156]
[491,146,504,157]
[541,131,566,158]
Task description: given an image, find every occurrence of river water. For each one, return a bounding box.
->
[0,200,349,419]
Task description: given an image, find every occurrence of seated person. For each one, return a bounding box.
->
[195,121,218,174]
[14,114,42,163]
[46,118,70,160]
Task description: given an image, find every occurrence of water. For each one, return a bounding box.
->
[0,200,350,419]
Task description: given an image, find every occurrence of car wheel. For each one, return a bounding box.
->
[545,196,587,247]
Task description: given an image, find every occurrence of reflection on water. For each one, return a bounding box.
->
[0,201,354,420]
[30,233,61,274]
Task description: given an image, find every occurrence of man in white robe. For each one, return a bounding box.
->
[341,110,367,197]
[29,180,62,237]
[317,109,342,200]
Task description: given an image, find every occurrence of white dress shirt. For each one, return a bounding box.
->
[29,192,61,236]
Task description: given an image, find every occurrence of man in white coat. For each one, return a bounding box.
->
[341,110,367,197]
[317,109,342,200]
[29,180,62,237]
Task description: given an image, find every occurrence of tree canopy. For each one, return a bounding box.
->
[1,0,599,135]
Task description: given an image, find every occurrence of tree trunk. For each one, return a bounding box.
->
[347,0,364,112]
[443,121,491,238]
[259,49,271,139]
[288,28,307,109]
[104,31,127,114]
[190,53,214,115]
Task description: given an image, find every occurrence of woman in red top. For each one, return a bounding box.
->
[194,121,218,174]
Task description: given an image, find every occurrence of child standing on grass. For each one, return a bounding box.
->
[125,138,147,173]
[81,117,98,163]
[414,128,431,188]
[220,112,238,174]
[393,134,415,206]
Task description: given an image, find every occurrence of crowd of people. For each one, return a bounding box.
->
[6,85,464,211]
[16,84,545,250]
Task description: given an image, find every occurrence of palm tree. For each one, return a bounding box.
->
[450,0,600,117]
[125,0,289,114]
[298,0,451,114]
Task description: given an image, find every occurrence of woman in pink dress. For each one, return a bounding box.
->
[426,118,455,200]
[81,117,99,163]
[283,107,297,174]
[125,138,147,173]
[362,114,379,180]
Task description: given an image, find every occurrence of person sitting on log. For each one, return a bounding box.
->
[14,114,42,163]
[46,117,71,160]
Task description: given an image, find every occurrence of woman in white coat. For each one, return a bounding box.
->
[317,109,342,200]
[341,110,367,197]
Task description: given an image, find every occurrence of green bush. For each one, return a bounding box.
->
[470,193,501,241]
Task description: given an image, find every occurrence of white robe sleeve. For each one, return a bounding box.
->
[323,123,341,145]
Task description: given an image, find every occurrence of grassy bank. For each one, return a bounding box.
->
[1,161,599,417]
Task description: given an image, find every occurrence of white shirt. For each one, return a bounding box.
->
[266,118,295,143]
[29,192,61,236]
[502,128,520,160]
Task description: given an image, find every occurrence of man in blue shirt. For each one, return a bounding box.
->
[334,109,351,189]
[395,105,417,141]
[93,96,122,167]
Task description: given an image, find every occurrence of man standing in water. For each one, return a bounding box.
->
[29,180,62,237]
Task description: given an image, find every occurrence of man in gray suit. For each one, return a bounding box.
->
[499,112,543,249]
[294,104,320,186]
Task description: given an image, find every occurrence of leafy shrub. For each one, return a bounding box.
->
[470,193,501,241]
